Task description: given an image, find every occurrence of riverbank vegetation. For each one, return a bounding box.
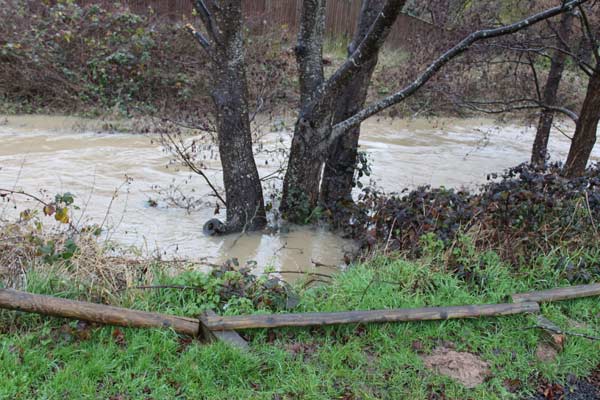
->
[2,238,600,399]
[2,0,600,398]
[5,0,595,232]
[2,162,600,398]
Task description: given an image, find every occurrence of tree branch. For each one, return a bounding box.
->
[192,0,220,44]
[527,53,543,101]
[330,0,590,143]
[577,4,600,65]
[456,97,579,122]
[546,44,595,75]
[296,0,328,107]
[185,23,212,51]
[319,0,407,100]
[162,132,227,206]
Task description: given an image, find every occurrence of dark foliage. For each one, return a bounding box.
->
[166,258,299,315]
[340,163,600,265]
[0,1,293,116]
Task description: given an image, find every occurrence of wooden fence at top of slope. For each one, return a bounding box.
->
[76,0,450,50]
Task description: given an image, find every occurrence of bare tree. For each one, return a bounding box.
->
[564,5,600,177]
[426,2,598,175]
[281,0,588,221]
[187,0,266,232]
[531,11,576,167]
[186,0,589,231]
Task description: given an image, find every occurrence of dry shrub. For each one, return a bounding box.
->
[0,216,175,299]
[0,1,295,117]
[0,220,38,289]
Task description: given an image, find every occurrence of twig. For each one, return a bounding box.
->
[0,188,50,207]
[359,273,378,303]
[311,259,338,269]
[384,218,397,254]
[163,132,227,206]
[524,315,600,341]
[0,188,80,232]
[122,285,205,292]
[584,191,599,236]
[266,271,333,279]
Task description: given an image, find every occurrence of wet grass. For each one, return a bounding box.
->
[1,244,600,399]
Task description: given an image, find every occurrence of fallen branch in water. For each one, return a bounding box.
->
[267,270,333,279]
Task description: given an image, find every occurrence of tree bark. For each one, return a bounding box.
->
[280,110,331,221]
[531,12,574,167]
[564,67,600,177]
[211,62,266,231]
[320,0,385,207]
[189,1,266,232]
[280,0,329,220]
[281,0,406,220]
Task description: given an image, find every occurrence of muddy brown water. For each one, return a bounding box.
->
[1,115,598,278]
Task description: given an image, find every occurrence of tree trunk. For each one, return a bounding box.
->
[320,0,385,207]
[281,0,405,219]
[564,67,600,177]
[280,0,328,221]
[190,0,266,232]
[531,12,574,167]
[280,111,331,221]
[280,0,583,220]
[211,66,266,232]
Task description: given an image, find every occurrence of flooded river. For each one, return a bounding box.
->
[1,115,598,276]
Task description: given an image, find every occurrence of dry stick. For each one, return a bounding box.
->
[5,282,600,338]
[524,315,600,341]
[1,288,539,333]
[121,285,205,292]
[584,191,599,236]
[512,283,600,303]
[0,288,199,337]
[201,302,541,331]
[267,270,333,279]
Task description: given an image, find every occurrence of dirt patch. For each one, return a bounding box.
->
[421,346,491,388]
[535,343,559,363]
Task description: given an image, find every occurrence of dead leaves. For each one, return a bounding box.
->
[112,328,127,347]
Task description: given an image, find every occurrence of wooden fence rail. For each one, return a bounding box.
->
[3,283,600,349]
[201,302,540,330]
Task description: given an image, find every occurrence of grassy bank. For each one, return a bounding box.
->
[2,244,600,399]
[2,163,600,398]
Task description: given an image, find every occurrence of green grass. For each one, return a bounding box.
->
[1,247,600,399]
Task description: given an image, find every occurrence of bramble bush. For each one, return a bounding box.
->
[0,0,293,116]
[342,163,600,268]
